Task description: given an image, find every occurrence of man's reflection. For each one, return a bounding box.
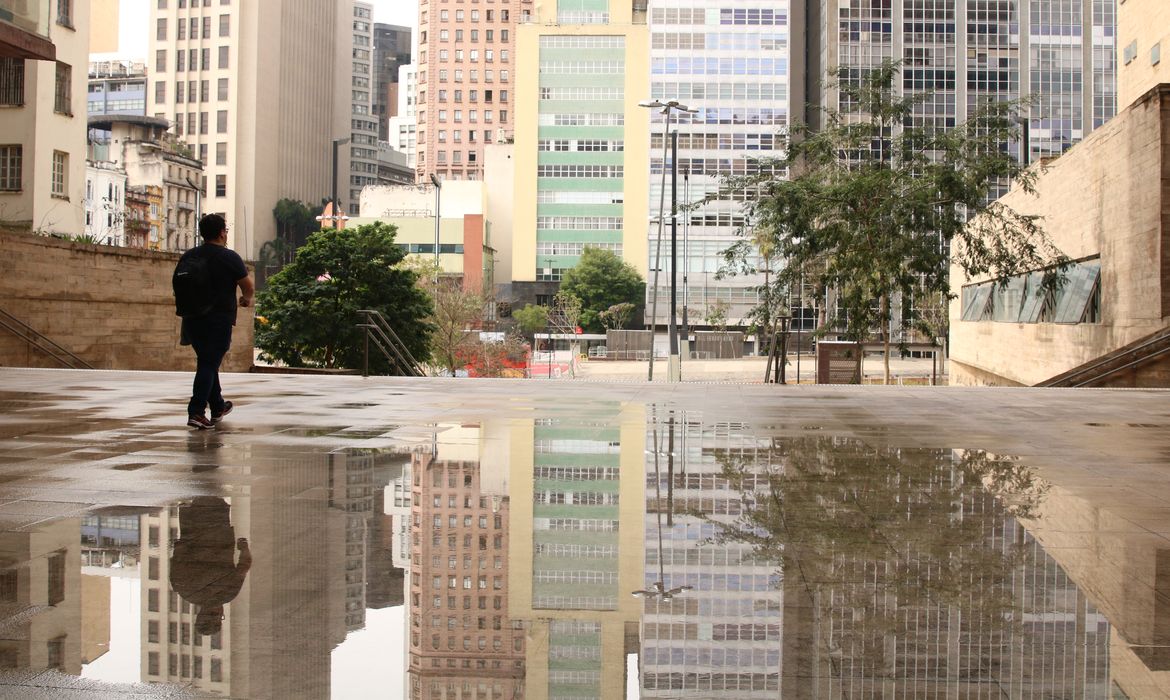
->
[169,496,251,636]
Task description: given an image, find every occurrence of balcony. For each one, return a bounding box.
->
[0,0,55,61]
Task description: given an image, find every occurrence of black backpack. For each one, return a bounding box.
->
[173,248,215,318]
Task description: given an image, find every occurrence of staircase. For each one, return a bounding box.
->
[0,306,94,370]
[1035,325,1170,388]
[357,309,424,377]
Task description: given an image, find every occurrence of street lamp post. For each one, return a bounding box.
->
[430,173,442,282]
[638,99,696,383]
[331,137,351,224]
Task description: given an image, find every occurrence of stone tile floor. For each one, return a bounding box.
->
[0,368,1168,698]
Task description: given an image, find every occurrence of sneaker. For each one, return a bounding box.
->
[211,401,233,424]
[188,414,213,430]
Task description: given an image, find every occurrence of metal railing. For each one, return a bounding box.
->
[1036,326,1170,388]
[0,306,94,369]
[357,309,424,377]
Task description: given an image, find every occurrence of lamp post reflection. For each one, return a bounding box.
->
[635,411,690,602]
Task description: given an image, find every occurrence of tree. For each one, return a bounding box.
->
[722,60,1067,383]
[254,222,432,373]
[513,304,549,343]
[272,198,323,252]
[704,299,730,332]
[558,248,645,333]
[426,277,486,376]
[598,302,635,331]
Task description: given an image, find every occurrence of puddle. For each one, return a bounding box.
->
[0,407,1164,698]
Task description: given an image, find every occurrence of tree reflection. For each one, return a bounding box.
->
[707,437,1048,690]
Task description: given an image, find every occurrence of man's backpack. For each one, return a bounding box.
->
[173,249,215,318]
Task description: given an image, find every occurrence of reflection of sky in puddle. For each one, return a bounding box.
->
[2,409,1165,699]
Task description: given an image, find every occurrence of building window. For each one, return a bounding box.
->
[200,111,208,134]
[155,50,167,73]
[156,18,167,41]
[218,46,229,69]
[216,110,227,132]
[215,174,226,197]
[202,16,211,39]
[219,14,230,36]
[0,58,24,106]
[216,142,227,165]
[51,151,68,198]
[54,63,72,115]
[217,78,229,100]
[57,0,73,27]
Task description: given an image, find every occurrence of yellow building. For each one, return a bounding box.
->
[1118,0,1170,107]
[510,0,650,308]
[508,405,646,699]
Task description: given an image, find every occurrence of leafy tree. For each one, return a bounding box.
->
[598,302,635,331]
[255,222,432,373]
[703,299,730,332]
[426,277,486,376]
[513,304,549,342]
[272,198,324,252]
[558,247,645,333]
[722,60,1067,383]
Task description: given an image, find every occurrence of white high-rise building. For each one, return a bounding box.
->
[147,1,343,258]
[646,0,798,328]
[387,65,418,171]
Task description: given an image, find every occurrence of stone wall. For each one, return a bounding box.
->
[0,230,254,372]
[950,85,1170,387]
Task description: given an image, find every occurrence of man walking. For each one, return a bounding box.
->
[175,214,254,429]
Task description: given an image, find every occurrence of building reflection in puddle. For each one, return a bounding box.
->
[686,431,1107,698]
[6,408,1170,698]
[406,424,526,699]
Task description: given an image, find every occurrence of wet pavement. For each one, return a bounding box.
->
[0,368,1169,699]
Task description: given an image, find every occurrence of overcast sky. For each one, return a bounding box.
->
[100,0,418,60]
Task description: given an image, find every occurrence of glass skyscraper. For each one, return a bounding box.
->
[647,0,795,328]
[646,0,1114,332]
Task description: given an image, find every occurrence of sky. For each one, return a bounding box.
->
[100,0,418,61]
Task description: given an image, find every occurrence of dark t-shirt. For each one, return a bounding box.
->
[178,243,248,324]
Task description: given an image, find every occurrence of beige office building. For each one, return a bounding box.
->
[1118,0,1170,108]
[0,0,89,237]
[950,0,1170,387]
[415,0,523,182]
[147,1,344,258]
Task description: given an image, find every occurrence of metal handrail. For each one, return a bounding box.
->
[0,306,94,369]
[1037,327,1170,387]
[357,309,424,377]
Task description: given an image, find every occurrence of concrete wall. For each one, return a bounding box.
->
[1119,0,1170,108]
[950,85,1170,386]
[0,230,254,371]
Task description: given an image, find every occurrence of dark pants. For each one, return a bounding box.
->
[186,315,234,417]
